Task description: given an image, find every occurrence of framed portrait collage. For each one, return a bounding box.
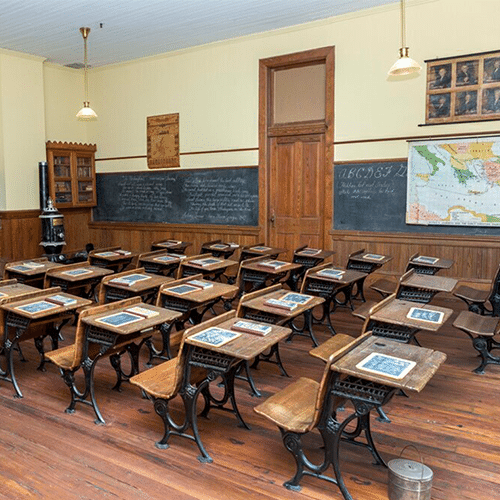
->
[425,50,500,124]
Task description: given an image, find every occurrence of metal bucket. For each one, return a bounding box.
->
[388,446,433,500]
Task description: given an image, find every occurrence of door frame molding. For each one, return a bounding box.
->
[258,46,335,245]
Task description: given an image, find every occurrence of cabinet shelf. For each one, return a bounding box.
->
[47,141,97,208]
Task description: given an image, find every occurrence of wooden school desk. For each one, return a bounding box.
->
[4,258,61,287]
[100,268,172,304]
[151,239,192,254]
[307,333,446,500]
[88,247,138,272]
[182,312,291,462]
[137,250,184,277]
[77,299,179,423]
[44,262,113,299]
[0,288,91,398]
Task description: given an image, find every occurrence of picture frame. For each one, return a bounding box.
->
[15,300,59,314]
[407,307,445,324]
[425,50,500,124]
[110,274,151,286]
[95,311,143,327]
[189,327,241,348]
[316,268,345,279]
[147,113,180,169]
[356,352,416,380]
[62,268,93,276]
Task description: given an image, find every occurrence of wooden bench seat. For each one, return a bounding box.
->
[453,263,500,316]
[453,310,500,374]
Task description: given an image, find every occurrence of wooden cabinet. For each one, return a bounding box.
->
[46,141,97,208]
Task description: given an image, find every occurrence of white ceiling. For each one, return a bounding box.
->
[0,0,397,67]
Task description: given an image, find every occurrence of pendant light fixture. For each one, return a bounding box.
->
[76,27,98,120]
[388,0,421,76]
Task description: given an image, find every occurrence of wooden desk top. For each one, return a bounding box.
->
[138,250,183,265]
[161,279,238,304]
[242,245,287,257]
[332,335,447,392]
[46,265,113,282]
[182,257,238,273]
[186,316,291,361]
[294,248,335,260]
[0,282,40,298]
[90,249,138,262]
[205,242,239,252]
[107,272,172,292]
[349,252,393,265]
[401,273,457,293]
[152,240,192,252]
[369,298,453,331]
[410,255,454,269]
[239,288,324,318]
[308,267,367,284]
[4,258,60,276]
[242,259,302,275]
[82,302,180,336]
[1,292,91,320]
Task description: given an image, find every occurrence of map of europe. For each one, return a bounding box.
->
[407,137,500,226]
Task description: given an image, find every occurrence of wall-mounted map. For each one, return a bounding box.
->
[407,136,500,226]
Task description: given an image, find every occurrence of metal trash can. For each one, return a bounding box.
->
[388,446,433,500]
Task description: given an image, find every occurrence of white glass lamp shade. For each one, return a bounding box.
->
[388,47,421,76]
[76,101,98,120]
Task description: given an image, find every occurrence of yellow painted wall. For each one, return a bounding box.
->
[1,0,500,208]
[85,0,500,174]
[0,50,46,210]
[44,63,89,144]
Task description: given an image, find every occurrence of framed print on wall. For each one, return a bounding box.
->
[425,50,500,125]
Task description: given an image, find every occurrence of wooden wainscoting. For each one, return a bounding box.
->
[330,230,500,282]
[88,221,263,256]
[0,208,92,262]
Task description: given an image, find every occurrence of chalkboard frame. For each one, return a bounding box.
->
[333,158,500,236]
[93,165,259,227]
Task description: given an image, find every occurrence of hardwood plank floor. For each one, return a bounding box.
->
[1,289,499,500]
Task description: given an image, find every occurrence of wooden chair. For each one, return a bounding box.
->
[45,297,152,423]
[453,311,500,373]
[453,263,500,316]
[253,332,382,495]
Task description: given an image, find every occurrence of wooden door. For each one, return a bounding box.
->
[268,134,325,250]
[259,47,334,254]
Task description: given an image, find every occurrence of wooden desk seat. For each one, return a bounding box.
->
[453,264,500,316]
[351,300,378,321]
[453,310,500,374]
[130,318,213,451]
[46,297,154,416]
[253,336,369,492]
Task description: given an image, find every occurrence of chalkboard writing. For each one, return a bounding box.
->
[334,161,500,235]
[93,167,258,226]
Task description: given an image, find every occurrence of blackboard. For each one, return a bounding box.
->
[334,161,500,235]
[93,167,258,226]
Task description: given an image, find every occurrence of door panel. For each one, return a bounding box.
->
[268,134,325,251]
